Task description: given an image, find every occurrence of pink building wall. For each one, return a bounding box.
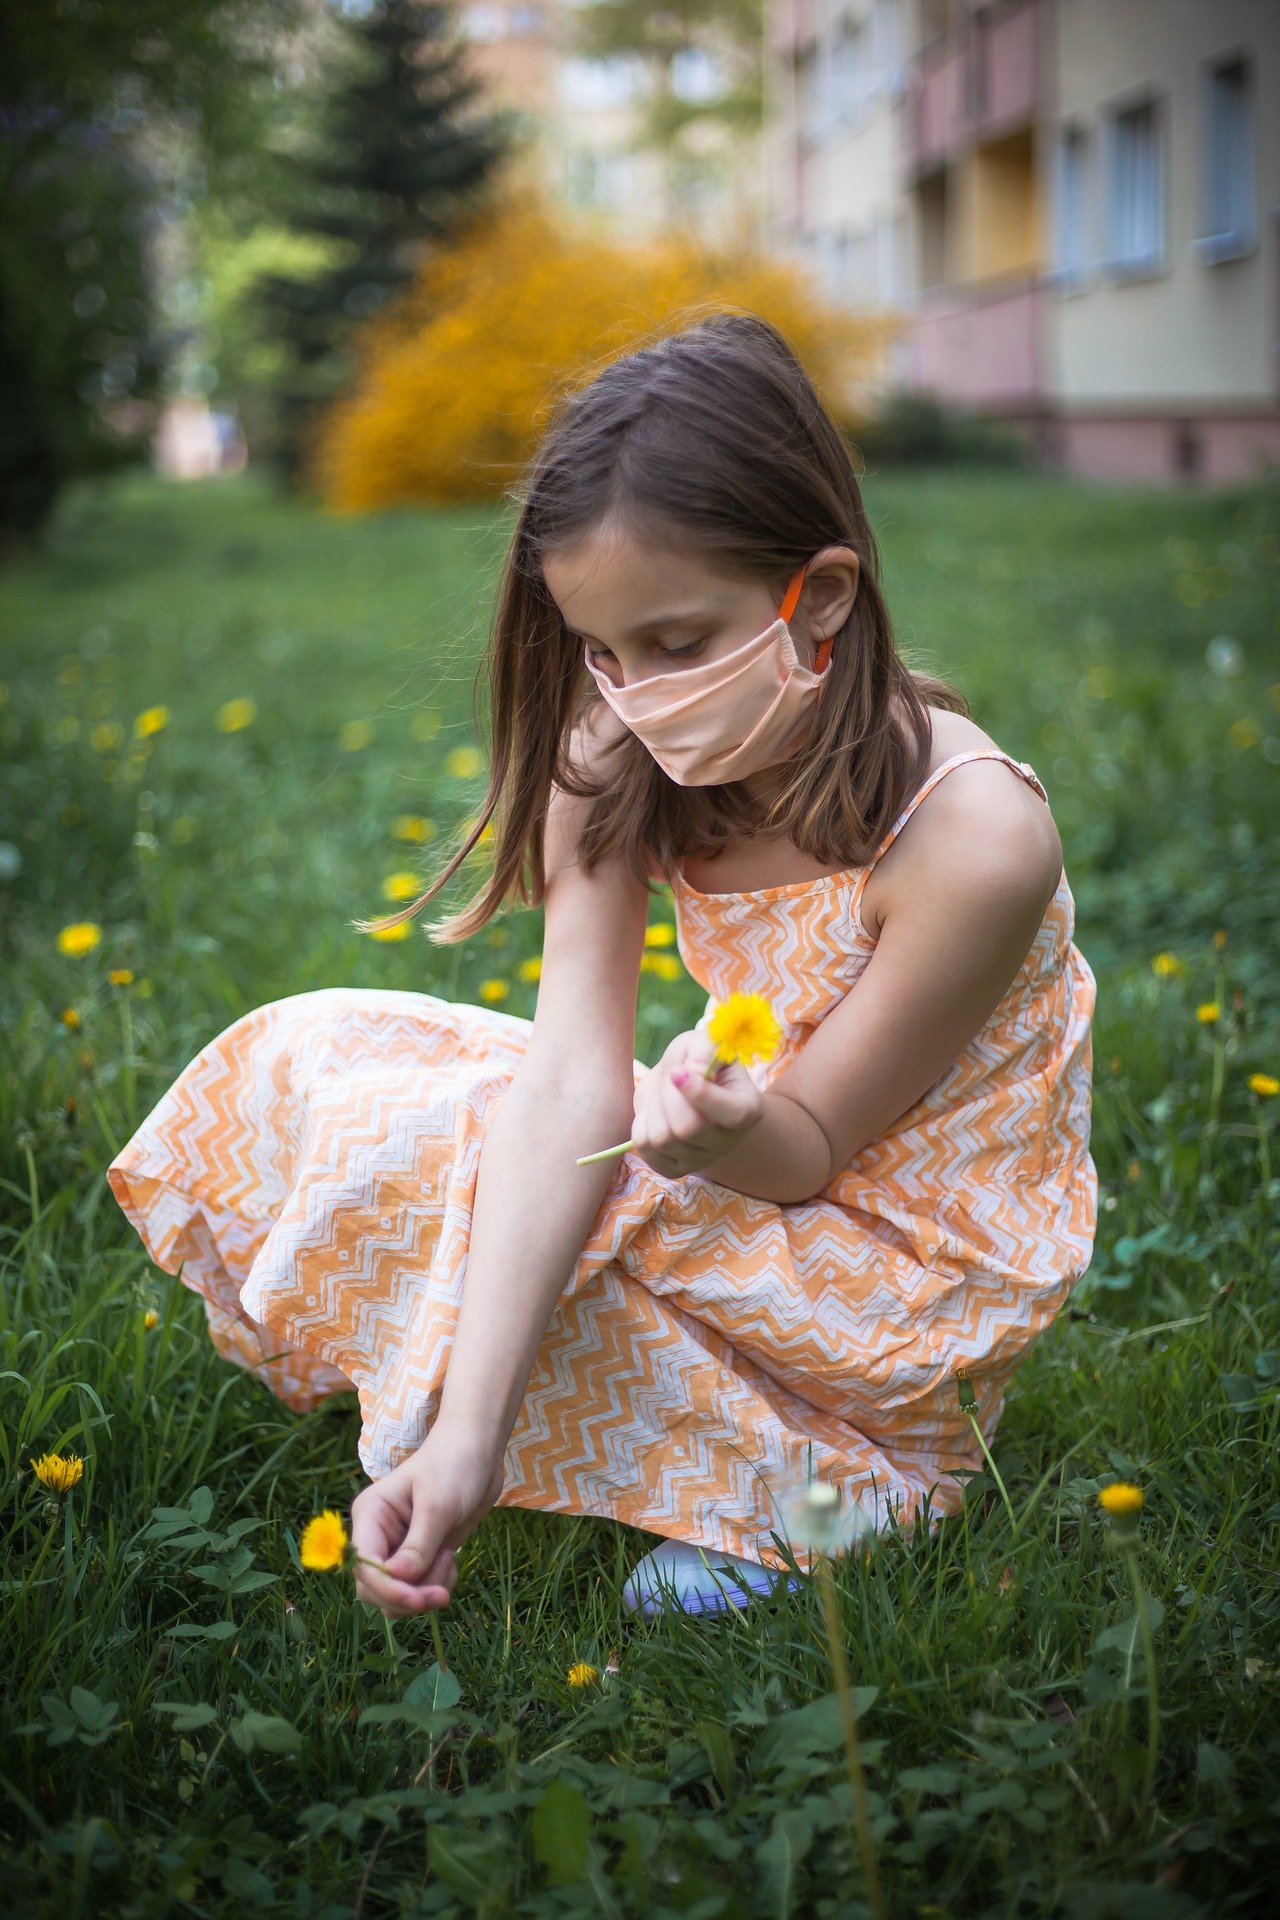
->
[915,279,1042,405]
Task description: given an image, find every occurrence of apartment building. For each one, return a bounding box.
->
[768,0,1280,483]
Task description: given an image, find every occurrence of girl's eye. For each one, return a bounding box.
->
[585,640,705,663]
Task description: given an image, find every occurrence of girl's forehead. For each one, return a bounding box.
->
[543,536,744,614]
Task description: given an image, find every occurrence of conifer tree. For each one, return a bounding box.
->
[256,0,516,481]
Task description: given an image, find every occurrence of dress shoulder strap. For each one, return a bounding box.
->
[866,749,1049,873]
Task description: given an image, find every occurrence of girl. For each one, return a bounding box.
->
[107,312,1097,1623]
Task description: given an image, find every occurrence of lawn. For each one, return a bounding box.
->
[1,465,1277,1916]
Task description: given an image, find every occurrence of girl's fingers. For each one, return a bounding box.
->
[357,1549,457,1616]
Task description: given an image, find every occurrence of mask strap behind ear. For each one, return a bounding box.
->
[779,560,835,675]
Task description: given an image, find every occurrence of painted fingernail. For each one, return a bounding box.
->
[672,1070,688,1087]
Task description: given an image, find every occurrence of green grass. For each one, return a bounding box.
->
[1,466,1278,1917]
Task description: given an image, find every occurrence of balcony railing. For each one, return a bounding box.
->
[912,273,1045,407]
[912,0,1042,170]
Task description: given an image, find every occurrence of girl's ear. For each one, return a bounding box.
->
[801,548,860,640]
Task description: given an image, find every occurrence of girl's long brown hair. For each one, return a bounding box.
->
[354,307,968,944]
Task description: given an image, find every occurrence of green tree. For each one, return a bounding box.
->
[0,0,302,542]
[251,0,517,485]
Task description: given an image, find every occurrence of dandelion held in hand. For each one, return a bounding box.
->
[576,992,783,1166]
[299,1506,451,1664]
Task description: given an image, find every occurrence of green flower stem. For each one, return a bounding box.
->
[24,1505,63,1589]
[1203,960,1227,1170]
[964,1410,1018,1533]
[1257,1101,1272,1190]
[119,989,137,1128]
[1119,1541,1159,1815]
[354,1551,451,1664]
[814,1551,885,1920]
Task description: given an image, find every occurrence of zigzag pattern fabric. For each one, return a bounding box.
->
[106,747,1097,1574]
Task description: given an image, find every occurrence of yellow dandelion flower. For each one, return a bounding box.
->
[644,923,676,947]
[1212,929,1227,950]
[1098,1482,1144,1517]
[57,921,102,956]
[299,1509,350,1571]
[411,710,443,742]
[143,1309,159,1330]
[1126,1158,1142,1181]
[567,1662,599,1688]
[1249,1072,1279,1098]
[478,978,509,1003]
[133,706,169,740]
[90,721,124,752]
[650,953,681,982]
[706,992,783,1069]
[339,719,373,752]
[393,815,433,843]
[381,872,422,902]
[108,968,134,987]
[1151,952,1187,979]
[1196,1002,1221,1024]
[31,1452,84,1494]
[214,697,257,732]
[366,920,411,941]
[517,955,542,982]
[1229,717,1261,750]
[445,745,484,779]
[60,1007,81,1029]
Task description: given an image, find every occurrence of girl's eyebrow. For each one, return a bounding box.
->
[566,608,711,641]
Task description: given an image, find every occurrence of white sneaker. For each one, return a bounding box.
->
[621,1538,805,1618]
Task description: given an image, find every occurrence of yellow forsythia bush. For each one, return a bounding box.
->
[306,183,903,512]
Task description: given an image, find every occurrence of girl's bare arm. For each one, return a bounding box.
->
[434,711,651,1452]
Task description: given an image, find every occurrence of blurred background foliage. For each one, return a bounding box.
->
[0,0,305,538]
[306,179,900,509]
[1,0,998,545]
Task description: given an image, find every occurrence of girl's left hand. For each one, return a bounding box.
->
[631,1028,764,1180]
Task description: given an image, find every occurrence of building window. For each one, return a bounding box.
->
[1194,55,1255,263]
[564,148,622,212]
[558,55,644,112]
[832,14,869,130]
[1051,123,1090,287]
[671,46,725,105]
[461,4,506,42]
[1105,97,1164,275]
[797,43,822,148]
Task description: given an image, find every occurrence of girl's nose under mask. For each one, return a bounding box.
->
[581,560,835,787]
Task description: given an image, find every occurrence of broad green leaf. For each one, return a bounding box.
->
[154,1702,219,1731]
[753,1687,878,1773]
[531,1776,590,1887]
[229,1711,301,1754]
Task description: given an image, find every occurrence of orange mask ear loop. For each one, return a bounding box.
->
[778,561,835,674]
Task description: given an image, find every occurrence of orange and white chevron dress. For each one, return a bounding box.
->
[106,747,1097,1573]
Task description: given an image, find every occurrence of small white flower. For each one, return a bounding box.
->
[1205,635,1243,678]
[771,1468,879,1558]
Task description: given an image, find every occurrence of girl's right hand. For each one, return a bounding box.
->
[348,1422,507,1618]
